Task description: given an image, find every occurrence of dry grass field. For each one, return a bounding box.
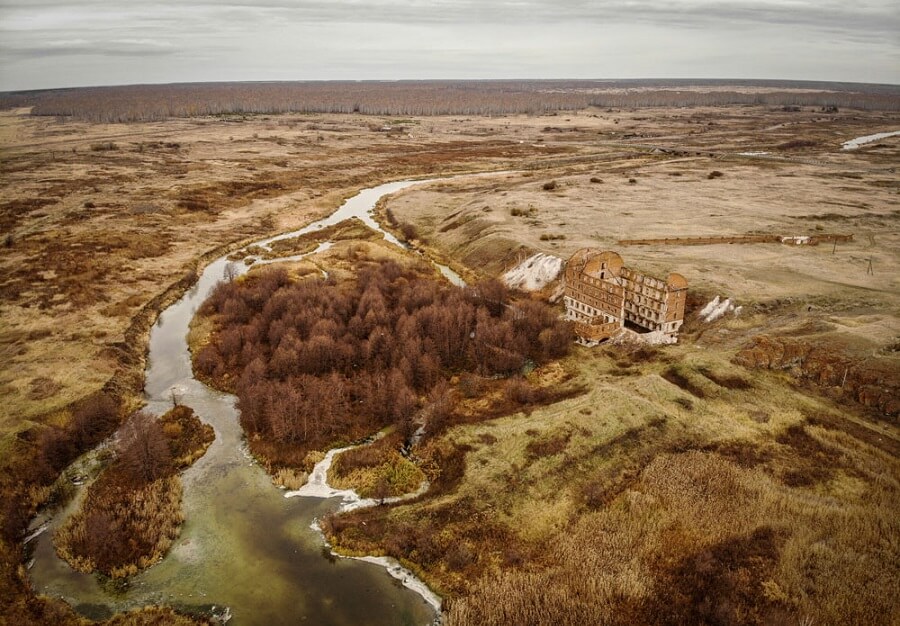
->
[328,106,900,624]
[1,98,898,624]
[0,107,576,441]
[328,339,899,625]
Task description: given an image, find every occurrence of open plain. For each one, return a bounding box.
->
[1,93,898,624]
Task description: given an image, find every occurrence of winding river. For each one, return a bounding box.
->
[27,177,468,625]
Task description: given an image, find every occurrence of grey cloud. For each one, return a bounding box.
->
[195,0,900,38]
[1,39,181,59]
[3,0,898,33]
[0,0,896,89]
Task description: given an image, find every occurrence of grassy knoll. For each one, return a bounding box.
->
[324,344,899,624]
[329,432,426,499]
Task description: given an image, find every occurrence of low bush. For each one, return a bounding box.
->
[90,142,118,151]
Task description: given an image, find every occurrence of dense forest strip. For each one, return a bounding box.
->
[193,258,572,471]
[618,234,854,246]
[3,79,898,122]
[54,406,213,579]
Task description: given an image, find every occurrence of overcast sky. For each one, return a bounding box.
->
[0,0,897,91]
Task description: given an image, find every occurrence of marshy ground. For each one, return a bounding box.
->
[1,102,898,624]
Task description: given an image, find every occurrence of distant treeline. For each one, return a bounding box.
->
[2,79,898,122]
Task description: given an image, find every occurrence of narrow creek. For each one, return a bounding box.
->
[28,177,471,625]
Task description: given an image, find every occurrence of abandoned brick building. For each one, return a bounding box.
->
[563,249,688,344]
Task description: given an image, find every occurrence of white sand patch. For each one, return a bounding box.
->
[841,130,900,150]
[502,253,564,291]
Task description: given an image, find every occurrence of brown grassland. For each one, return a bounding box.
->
[0,90,898,625]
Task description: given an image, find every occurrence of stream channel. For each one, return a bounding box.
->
[27,177,469,625]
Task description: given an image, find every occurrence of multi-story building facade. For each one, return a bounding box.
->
[563,249,687,344]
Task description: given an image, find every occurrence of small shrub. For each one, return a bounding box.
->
[539,233,565,241]
[542,180,558,191]
[459,373,483,399]
[589,177,603,183]
[698,367,752,390]
[399,222,418,241]
[628,178,637,184]
[525,431,570,459]
[446,542,476,570]
[90,142,118,151]
[661,367,706,398]
[674,397,694,411]
[83,200,96,209]
[777,139,818,150]
[707,170,724,179]
[505,378,534,405]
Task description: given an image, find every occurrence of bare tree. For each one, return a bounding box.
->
[117,412,171,485]
[224,262,240,282]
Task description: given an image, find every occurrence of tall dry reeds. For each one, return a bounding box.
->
[53,406,212,578]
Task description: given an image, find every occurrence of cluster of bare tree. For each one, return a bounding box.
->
[196,263,571,459]
[4,79,897,122]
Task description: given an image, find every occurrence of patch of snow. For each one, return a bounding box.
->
[738,151,770,156]
[284,445,358,500]
[698,296,720,318]
[608,328,677,346]
[352,556,442,611]
[285,443,430,511]
[24,522,49,545]
[841,130,900,151]
[255,242,333,267]
[289,439,440,612]
[705,298,732,322]
[502,253,564,292]
[780,236,811,245]
[210,605,232,624]
[699,295,741,322]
